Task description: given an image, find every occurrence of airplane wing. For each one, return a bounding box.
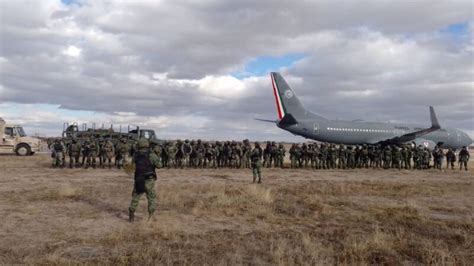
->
[373,106,441,145]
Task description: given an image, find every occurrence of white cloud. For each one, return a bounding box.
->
[62,45,81,57]
[0,0,472,140]
[198,75,248,99]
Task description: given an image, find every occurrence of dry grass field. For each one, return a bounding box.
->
[0,154,473,265]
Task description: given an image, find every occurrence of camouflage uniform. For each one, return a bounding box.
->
[391,146,401,170]
[195,140,205,168]
[250,142,263,183]
[372,145,382,169]
[182,139,192,168]
[405,147,413,169]
[277,143,286,168]
[423,148,431,169]
[231,142,242,168]
[346,146,355,169]
[301,143,310,168]
[310,144,319,169]
[81,140,90,167]
[458,147,470,171]
[166,142,177,168]
[289,144,297,168]
[223,142,232,168]
[433,147,444,170]
[382,146,392,169]
[205,144,218,168]
[318,144,327,169]
[263,141,272,168]
[102,140,115,169]
[115,138,129,169]
[98,139,106,168]
[363,145,370,168]
[327,144,337,169]
[241,140,251,169]
[174,140,183,168]
[445,148,456,170]
[85,139,99,169]
[129,139,160,222]
[51,139,66,168]
[338,145,347,169]
[67,138,82,168]
[270,142,279,168]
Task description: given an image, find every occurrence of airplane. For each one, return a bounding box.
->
[257,72,472,150]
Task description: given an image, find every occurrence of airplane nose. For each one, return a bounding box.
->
[465,134,473,146]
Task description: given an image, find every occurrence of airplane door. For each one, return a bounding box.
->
[313,123,319,135]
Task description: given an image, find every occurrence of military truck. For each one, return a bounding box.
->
[0,117,42,156]
[61,122,159,143]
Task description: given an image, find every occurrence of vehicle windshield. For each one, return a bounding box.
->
[140,130,155,140]
[16,127,27,137]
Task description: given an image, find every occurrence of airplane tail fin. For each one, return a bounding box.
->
[429,106,440,129]
[270,72,312,120]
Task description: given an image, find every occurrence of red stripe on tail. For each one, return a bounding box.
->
[271,73,283,120]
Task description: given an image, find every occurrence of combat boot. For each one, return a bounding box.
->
[128,208,135,222]
[147,212,155,222]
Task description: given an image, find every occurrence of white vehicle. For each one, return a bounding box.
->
[0,117,41,156]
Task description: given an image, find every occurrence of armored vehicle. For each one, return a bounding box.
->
[0,117,42,156]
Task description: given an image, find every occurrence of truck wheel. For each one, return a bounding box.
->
[15,144,31,156]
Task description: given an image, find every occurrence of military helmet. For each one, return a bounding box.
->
[137,138,150,149]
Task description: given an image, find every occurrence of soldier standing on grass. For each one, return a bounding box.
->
[115,137,129,169]
[129,138,161,222]
[51,139,66,168]
[250,142,263,183]
[446,148,456,170]
[458,146,470,171]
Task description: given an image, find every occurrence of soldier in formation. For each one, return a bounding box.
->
[53,137,469,172]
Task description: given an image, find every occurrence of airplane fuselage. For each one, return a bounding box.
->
[282,118,471,149]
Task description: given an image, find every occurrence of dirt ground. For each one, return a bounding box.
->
[0,154,472,265]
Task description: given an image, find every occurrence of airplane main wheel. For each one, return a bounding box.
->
[15,144,31,156]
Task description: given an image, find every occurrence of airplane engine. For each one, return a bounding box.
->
[412,138,436,150]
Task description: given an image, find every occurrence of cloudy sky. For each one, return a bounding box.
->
[0,0,473,141]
